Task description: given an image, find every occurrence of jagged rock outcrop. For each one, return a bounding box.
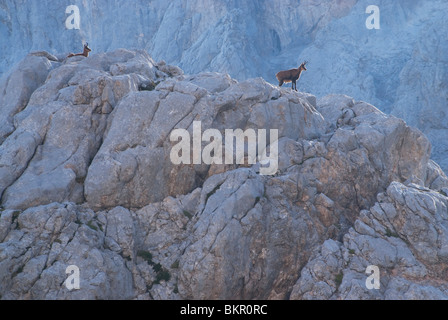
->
[0,49,174,210]
[85,73,325,210]
[2,0,447,174]
[1,49,448,300]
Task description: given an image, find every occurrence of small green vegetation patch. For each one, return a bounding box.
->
[154,269,171,284]
[335,271,344,288]
[183,210,193,220]
[171,260,180,269]
[385,228,399,238]
[137,250,154,264]
[87,220,98,231]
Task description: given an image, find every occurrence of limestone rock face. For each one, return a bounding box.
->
[0,54,54,144]
[290,182,448,300]
[2,0,447,173]
[0,50,447,300]
[84,74,326,210]
[0,50,174,210]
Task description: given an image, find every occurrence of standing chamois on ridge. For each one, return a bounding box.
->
[276,61,308,91]
[67,43,92,58]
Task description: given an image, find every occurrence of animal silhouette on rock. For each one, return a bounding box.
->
[67,43,92,58]
[276,61,308,91]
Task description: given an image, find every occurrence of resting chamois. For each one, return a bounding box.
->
[67,43,92,58]
[276,61,307,91]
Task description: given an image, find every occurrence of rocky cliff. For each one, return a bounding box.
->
[0,50,447,300]
[1,0,447,173]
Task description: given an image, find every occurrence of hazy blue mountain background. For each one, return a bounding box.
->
[1,0,447,170]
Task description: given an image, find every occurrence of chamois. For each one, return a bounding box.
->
[276,61,308,91]
[67,43,92,58]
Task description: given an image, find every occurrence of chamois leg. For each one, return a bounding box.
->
[278,80,283,87]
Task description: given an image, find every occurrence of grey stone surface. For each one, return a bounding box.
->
[84,73,327,210]
[2,0,447,173]
[0,54,54,143]
[0,49,448,300]
[291,182,448,300]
